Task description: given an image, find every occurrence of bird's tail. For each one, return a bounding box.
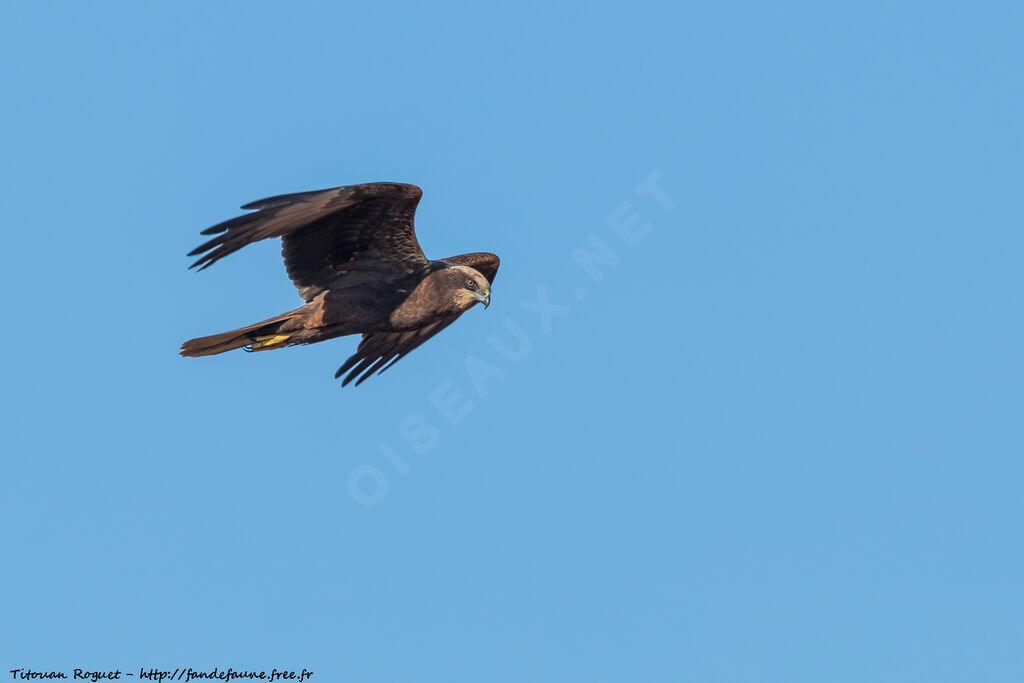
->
[180,309,304,357]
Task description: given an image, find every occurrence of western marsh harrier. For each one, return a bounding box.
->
[181,182,499,386]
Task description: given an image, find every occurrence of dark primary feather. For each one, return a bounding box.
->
[335,318,461,387]
[188,182,428,301]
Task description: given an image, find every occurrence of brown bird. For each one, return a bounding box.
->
[181,182,499,386]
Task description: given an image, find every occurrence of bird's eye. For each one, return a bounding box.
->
[467,280,477,289]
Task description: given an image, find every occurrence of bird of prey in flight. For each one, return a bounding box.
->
[181,182,499,387]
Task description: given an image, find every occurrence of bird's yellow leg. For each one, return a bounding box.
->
[249,334,292,351]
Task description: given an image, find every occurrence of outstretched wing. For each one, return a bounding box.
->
[188,182,429,300]
[439,252,500,285]
[334,317,461,387]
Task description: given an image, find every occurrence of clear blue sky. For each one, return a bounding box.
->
[2,2,1022,681]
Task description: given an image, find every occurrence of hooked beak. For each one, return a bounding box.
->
[474,289,491,309]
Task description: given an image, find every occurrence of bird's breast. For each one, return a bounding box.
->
[389,275,450,329]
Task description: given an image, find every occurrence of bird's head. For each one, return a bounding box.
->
[446,265,492,311]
